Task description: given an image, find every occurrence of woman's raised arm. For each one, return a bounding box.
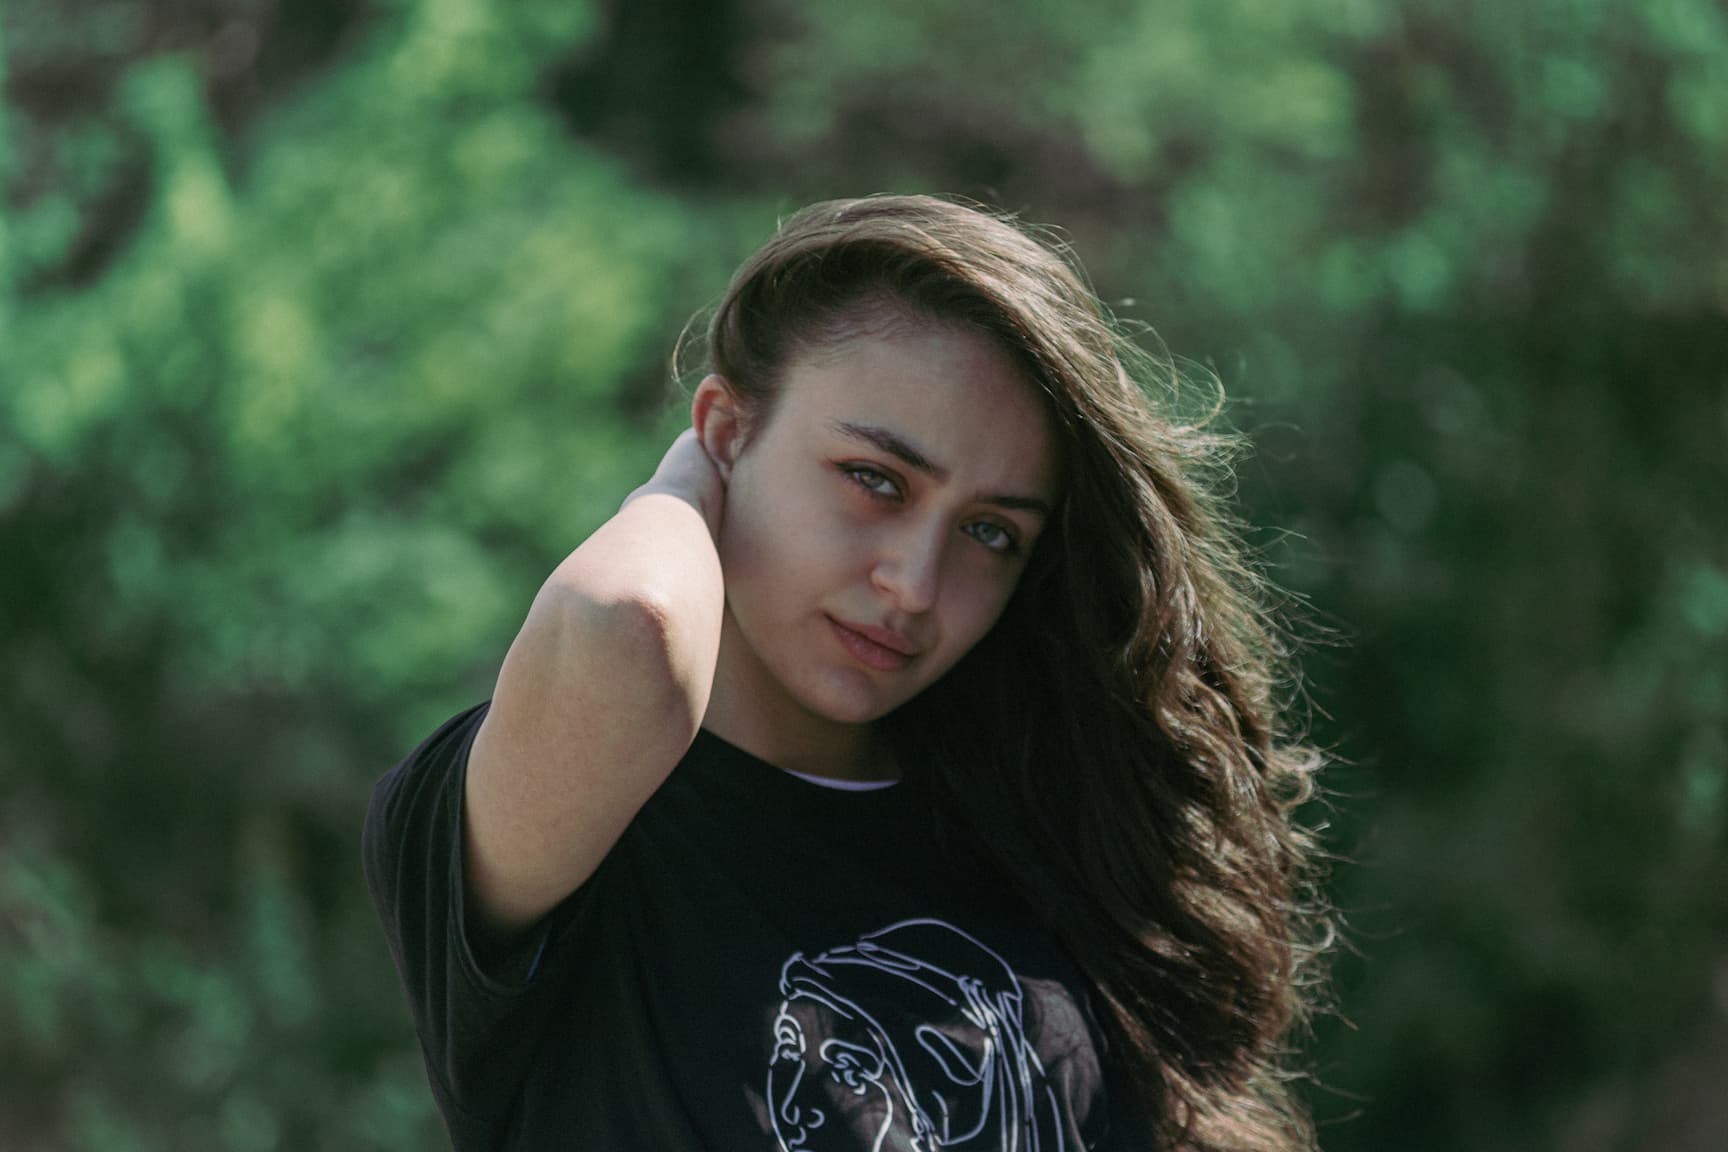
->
[462,428,727,946]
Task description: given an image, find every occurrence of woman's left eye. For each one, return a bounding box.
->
[965,522,1019,554]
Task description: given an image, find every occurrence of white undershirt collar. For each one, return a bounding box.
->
[778,767,900,791]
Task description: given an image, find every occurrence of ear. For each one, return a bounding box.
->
[692,374,747,481]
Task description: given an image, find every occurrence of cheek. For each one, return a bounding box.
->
[736,464,862,549]
[718,475,857,600]
[956,604,1006,655]
[921,580,1010,675]
[716,470,789,574]
[948,559,1019,631]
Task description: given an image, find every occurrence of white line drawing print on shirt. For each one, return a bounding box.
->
[766,917,1068,1152]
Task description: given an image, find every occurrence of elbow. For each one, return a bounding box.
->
[531,580,712,743]
[621,590,710,745]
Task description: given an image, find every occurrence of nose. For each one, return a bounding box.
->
[781,1101,825,1132]
[871,519,944,615]
[778,1093,825,1139]
[774,1059,824,1135]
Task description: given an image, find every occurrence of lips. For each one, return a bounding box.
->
[828,616,918,671]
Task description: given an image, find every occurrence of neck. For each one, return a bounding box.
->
[702,610,899,784]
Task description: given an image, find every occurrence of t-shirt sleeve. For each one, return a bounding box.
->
[361,701,586,1146]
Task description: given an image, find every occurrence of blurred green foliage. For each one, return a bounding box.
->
[2,0,1724,1149]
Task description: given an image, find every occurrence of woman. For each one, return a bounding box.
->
[364,195,1329,1151]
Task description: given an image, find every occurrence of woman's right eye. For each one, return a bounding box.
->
[839,464,900,500]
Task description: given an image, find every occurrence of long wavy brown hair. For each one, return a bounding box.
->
[681,194,1332,1152]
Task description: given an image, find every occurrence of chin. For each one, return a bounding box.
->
[799,686,895,727]
[792,668,913,728]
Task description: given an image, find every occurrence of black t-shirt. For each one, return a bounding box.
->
[364,702,1118,1150]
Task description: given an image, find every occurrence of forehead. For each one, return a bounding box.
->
[771,324,1061,498]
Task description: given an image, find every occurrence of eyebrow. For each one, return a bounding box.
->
[828,420,1055,518]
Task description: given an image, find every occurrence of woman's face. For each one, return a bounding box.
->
[709,321,1060,734]
[767,1001,892,1150]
